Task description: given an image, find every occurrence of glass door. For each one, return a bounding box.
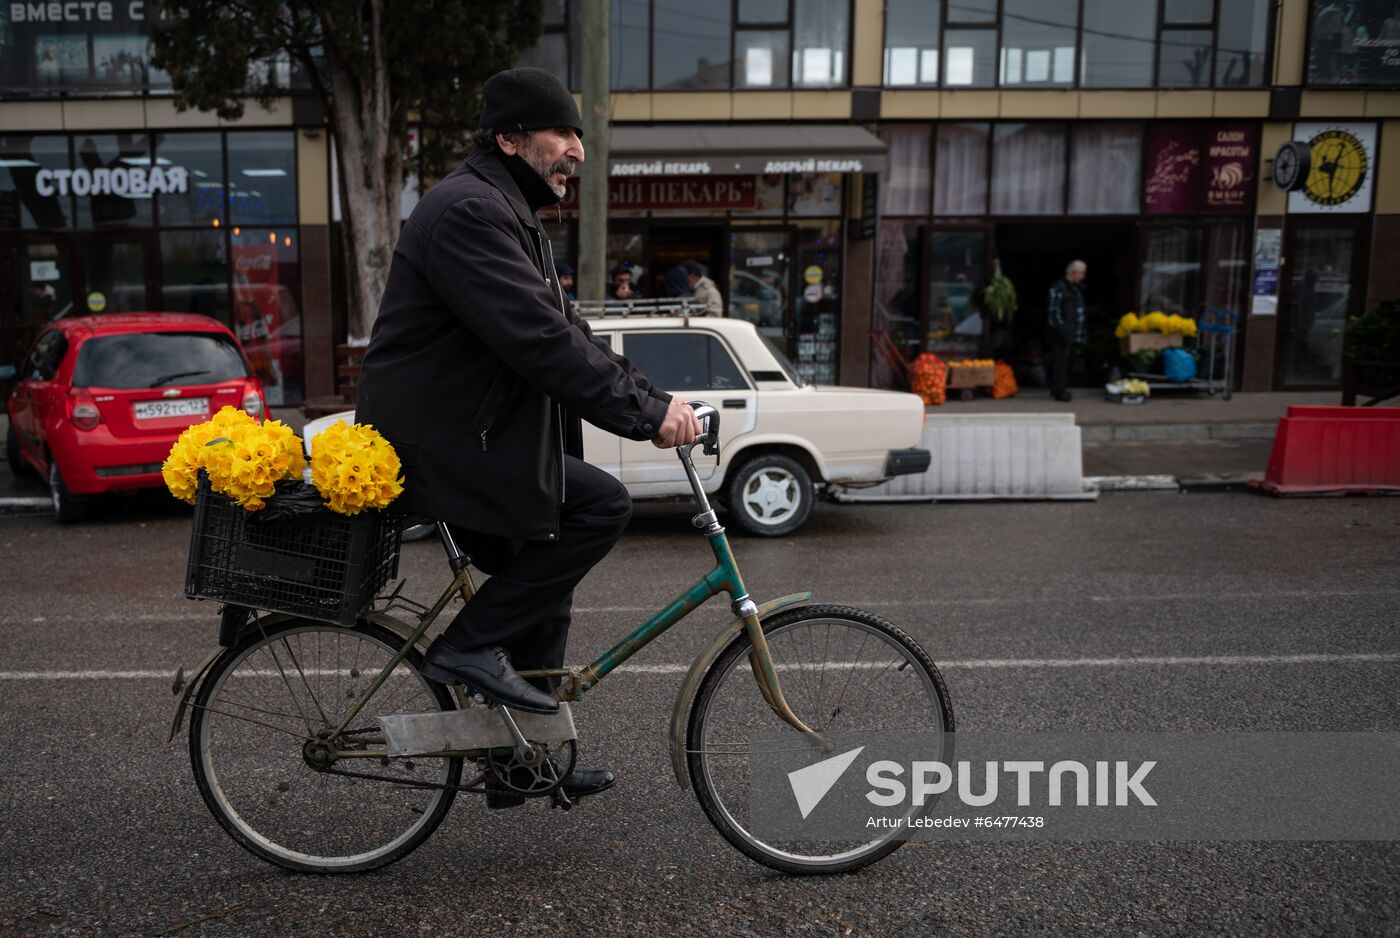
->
[75,234,154,314]
[1279,221,1365,388]
[927,228,989,358]
[728,228,794,353]
[1,236,75,391]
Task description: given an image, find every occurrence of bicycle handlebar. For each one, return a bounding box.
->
[687,401,720,456]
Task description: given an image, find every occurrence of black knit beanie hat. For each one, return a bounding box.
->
[480,68,584,139]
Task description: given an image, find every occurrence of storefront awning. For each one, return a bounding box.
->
[606,124,886,176]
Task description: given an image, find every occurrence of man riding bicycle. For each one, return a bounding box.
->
[356,68,701,806]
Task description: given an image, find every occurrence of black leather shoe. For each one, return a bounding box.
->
[484,758,616,809]
[419,639,560,714]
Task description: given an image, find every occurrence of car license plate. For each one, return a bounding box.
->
[134,398,210,420]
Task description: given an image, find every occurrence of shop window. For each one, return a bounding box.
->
[991,123,1066,215]
[0,135,72,230]
[227,132,297,227]
[753,174,787,215]
[1215,0,1270,86]
[879,127,932,216]
[948,0,995,23]
[1164,0,1212,24]
[1081,0,1157,87]
[621,333,749,390]
[1069,124,1142,215]
[1001,0,1077,87]
[160,230,229,322]
[155,132,225,227]
[796,222,841,384]
[927,230,985,357]
[933,123,989,216]
[73,134,154,229]
[788,173,843,216]
[793,0,848,87]
[737,30,791,87]
[230,228,303,405]
[884,0,941,87]
[80,240,148,312]
[1284,227,1356,385]
[1139,226,1202,316]
[739,0,787,21]
[1159,31,1214,87]
[728,229,790,341]
[873,220,925,371]
[1307,0,1400,86]
[654,0,731,89]
[1205,222,1249,315]
[943,29,996,86]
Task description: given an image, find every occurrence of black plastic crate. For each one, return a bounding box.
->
[185,476,402,626]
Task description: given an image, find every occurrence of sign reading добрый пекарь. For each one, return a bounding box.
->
[32,166,190,199]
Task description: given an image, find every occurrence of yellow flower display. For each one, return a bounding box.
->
[309,421,404,516]
[948,358,996,367]
[162,407,307,511]
[1116,311,1199,338]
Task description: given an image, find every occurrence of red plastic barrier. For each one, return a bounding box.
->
[1250,405,1400,495]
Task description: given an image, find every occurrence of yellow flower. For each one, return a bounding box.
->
[1142,311,1169,334]
[162,408,305,511]
[309,421,404,515]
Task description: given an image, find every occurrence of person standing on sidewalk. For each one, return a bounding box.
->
[1046,260,1088,402]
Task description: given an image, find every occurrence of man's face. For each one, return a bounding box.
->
[687,273,700,288]
[615,272,632,290]
[558,274,574,291]
[499,127,584,198]
[1068,266,1087,284]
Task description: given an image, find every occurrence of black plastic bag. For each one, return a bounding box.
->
[252,479,329,523]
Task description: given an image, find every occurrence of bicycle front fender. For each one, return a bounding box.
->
[667,591,812,790]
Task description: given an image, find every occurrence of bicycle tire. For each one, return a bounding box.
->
[686,603,954,876]
[189,616,462,874]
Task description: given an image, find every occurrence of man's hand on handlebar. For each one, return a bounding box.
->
[653,396,703,448]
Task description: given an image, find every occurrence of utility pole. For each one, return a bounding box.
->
[578,0,609,302]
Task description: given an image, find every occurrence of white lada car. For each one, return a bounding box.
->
[305,315,929,536]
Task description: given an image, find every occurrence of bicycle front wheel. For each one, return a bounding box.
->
[686,604,954,875]
[189,617,462,873]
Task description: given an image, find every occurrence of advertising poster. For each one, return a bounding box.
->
[1203,124,1256,214]
[231,242,286,403]
[1287,122,1377,214]
[1144,124,1201,215]
[1250,228,1282,316]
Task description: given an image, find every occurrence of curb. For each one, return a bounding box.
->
[0,496,52,514]
[1085,474,1259,493]
[1080,422,1278,443]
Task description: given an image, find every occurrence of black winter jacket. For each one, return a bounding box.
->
[355,149,671,540]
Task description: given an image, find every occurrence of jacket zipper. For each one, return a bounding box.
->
[474,368,510,452]
[538,229,567,509]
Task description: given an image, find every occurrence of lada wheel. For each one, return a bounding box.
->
[726,453,813,537]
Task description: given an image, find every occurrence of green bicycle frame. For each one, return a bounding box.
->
[326,407,819,751]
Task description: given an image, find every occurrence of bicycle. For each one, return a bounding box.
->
[172,402,954,875]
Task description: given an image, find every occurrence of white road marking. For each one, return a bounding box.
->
[2,652,1396,681]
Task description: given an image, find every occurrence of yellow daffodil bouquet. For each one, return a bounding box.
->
[164,408,403,518]
[1115,311,1199,339]
[162,406,307,511]
[307,421,405,516]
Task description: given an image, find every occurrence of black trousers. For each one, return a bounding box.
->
[1049,328,1074,396]
[443,455,632,691]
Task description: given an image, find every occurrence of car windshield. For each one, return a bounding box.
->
[757,333,807,387]
[73,332,249,389]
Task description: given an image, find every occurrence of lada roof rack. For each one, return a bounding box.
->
[573,298,709,318]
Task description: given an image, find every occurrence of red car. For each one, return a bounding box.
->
[4,313,266,522]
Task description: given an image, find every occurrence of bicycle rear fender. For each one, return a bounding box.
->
[667,592,812,789]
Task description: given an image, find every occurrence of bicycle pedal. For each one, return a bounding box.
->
[551,789,573,811]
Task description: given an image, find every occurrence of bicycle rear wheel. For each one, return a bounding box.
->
[189,617,462,873]
[686,604,953,875]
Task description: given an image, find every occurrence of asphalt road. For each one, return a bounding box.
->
[2,491,1399,937]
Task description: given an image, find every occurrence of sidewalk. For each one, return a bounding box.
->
[932,389,1354,488]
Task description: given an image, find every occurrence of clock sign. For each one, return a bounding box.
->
[1270,140,1309,193]
[1287,123,1376,214]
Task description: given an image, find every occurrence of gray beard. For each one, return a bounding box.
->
[520,147,571,198]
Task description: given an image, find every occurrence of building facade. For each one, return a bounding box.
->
[2,0,1398,400]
